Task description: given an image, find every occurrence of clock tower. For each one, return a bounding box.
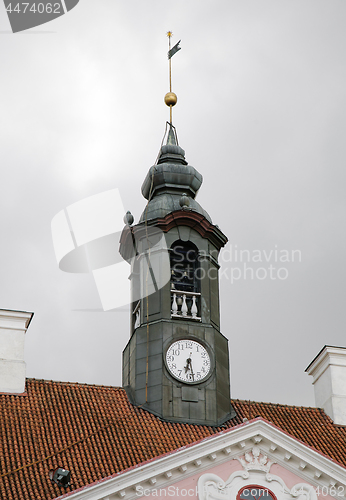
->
[120,123,235,426]
[120,33,235,426]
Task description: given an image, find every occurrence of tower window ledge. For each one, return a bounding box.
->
[171,290,201,297]
[171,313,201,322]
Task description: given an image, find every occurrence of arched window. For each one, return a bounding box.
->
[170,240,199,293]
[170,241,201,321]
[236,486,277,500]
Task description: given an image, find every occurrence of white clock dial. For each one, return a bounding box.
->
[166,339,211,384]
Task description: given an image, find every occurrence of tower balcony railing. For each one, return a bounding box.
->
[171,289,201,321]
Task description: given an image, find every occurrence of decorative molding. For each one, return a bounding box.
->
[0,309,34,331]
[252,436,262,443]
[197,468,318,500]
[155,211,228,250]
[119,210,228,252]
[237,446,274,473]
[306,346,346,383]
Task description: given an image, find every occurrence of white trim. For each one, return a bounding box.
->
[0,309,33,332]
[306,347,346,384]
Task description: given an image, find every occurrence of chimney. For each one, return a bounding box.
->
[306,345,346,426]
[0,309,33,394]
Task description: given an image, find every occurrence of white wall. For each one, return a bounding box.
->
[306,345,346,425]
[0,309,33,393]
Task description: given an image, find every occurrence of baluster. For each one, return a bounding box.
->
[176,295,183,314]
[172,293,178,315]
[135,309,140,328]
[191,295,198,318]
[181,294,188,317]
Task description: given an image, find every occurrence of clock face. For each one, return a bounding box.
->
[165,339,211,384]
[237,486,277,500]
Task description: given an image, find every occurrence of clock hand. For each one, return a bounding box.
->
[184,357,192,373]
[184,353,194,381]
[189,355,195,381]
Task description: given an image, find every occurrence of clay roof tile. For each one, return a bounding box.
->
[1,380,346,500]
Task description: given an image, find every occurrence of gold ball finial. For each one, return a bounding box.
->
[164,92,177,107]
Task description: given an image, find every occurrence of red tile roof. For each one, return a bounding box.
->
[1,379,345,500]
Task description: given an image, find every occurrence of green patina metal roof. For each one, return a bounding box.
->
[140,126,211,223]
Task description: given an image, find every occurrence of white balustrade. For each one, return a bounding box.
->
[170,290,201,321]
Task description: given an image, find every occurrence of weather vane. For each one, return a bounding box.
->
[164,31,181,124]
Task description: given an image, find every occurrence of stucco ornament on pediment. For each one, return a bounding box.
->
[197,447,317,500]
[237,446,274,473]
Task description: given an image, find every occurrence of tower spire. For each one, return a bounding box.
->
[164,31,180,124]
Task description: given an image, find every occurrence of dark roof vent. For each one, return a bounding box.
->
[49,467,71,489]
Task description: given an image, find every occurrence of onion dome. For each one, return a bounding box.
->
[139,126,211,223]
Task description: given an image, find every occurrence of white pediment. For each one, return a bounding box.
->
[57,419,346,500]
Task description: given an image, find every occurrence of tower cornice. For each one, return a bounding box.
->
[120,210,228,258]
[154,210,228,250]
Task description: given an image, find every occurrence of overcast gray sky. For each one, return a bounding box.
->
[1,0,345,407]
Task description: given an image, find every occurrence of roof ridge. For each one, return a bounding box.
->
[26,378,123,390]
[231,398,321,411]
